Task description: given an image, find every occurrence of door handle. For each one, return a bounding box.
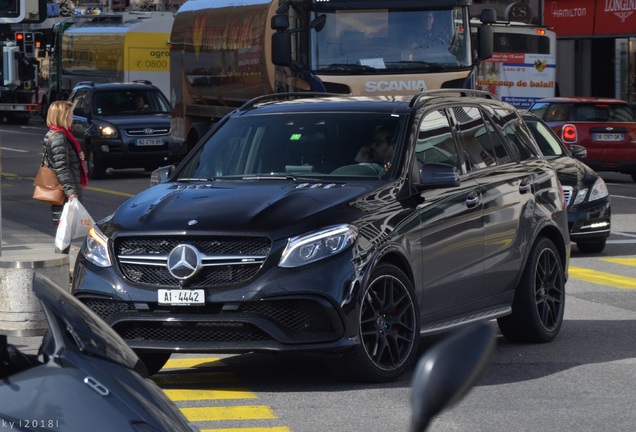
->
[466,192,480,208]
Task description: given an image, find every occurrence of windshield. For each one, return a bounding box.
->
[94,89,171,116]
[177,113,403,180]
[310,8,471,73]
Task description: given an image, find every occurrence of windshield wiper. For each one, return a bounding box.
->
[176,178,216,182]
[318,63,378,73]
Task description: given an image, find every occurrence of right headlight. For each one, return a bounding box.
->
[279,224,358,268]
[587,178,609,203]
[81,225,112,267]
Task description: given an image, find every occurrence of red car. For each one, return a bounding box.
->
[529,97,636,182]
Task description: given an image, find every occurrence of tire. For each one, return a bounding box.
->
[498,237,565,343]
[86,147,107,179]
[330,263,420,382]
[576,240,606,254]
[136,352,171,376]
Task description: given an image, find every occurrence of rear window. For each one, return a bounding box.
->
[529,102,635,123]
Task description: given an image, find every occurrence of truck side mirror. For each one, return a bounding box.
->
[271,14,289,30]
[272,31,291,66]
[476,25,493,63]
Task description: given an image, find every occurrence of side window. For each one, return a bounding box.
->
[72,90,90,117]
[451,106,498,172]
[492,108,539,162]
[415,110,458,169]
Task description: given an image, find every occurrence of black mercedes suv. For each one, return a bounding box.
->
[72,91,571,381]
[68,81,179,179]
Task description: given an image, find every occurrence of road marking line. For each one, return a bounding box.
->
[569,266,636,289]
[164,357,224,369]
[600,257,636,267]
[164,388,256,401]
[181,405,277,421]
[200,428,291,432]
[0,147,29,153]
[152,371,239,385]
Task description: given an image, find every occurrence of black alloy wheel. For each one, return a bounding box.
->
[332,263,420,382]
[498,236,565,343]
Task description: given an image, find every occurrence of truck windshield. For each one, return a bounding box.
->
[310,8,471,73]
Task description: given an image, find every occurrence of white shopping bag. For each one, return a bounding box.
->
[55,199,95,251]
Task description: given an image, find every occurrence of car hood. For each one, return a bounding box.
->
[94,114,170,127]
[105,180,376,237]
[548,155,598,188]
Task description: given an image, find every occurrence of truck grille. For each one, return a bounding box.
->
[114,236,271,288]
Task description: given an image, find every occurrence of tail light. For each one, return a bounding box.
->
[562,124,577,143]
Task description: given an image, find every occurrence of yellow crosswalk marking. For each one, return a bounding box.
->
[569,266,636,289]
[181,405,277,421]
[152,371,238,385]
[200,428,291,432]
[164,388,256,401]
[164,357,224,369]
[600,257,636,267]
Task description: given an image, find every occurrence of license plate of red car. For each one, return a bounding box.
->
[593,133,623,141]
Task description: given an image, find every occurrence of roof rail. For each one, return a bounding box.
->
[238,92,343,111]
[132,80,153,85]
[76,81,95,87]
[409,89,499,107]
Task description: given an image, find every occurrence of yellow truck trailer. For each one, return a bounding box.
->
[44,12,173,114]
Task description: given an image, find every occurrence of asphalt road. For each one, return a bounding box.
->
[2,116,636,432]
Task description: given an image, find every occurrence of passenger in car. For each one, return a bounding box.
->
[355,125,395,170]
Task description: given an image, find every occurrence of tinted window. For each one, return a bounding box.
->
[492,108,538,161]
[524,119,565,157]
[452,106,498,172]
[570,103,634,122]
[93,89,170,116]
[72,89,90,117]
[178,113,402,179]
[415,110,458,168]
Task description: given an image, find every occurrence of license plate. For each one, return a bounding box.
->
[158,289,204,305]
[136,138,163,146]
[593,133,623,141]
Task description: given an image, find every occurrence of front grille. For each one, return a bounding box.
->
[81,297,338,344]
[125,127,170,137]
[115,236,271,288]
[562,185,573,207]
[115,321,272,343]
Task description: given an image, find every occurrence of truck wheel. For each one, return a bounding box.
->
[86,147,107,179]
[329,263,420,382]
[497,236,565,343]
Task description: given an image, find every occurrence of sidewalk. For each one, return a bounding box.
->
[1,218,81,355]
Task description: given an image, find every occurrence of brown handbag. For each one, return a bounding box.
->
[33,141,66,206]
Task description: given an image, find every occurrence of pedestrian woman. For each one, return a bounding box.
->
[43,100,88,253]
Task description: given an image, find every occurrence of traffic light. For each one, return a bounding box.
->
[15,31,35,55]
[0,0,25,23]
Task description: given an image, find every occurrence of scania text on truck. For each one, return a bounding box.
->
[44,12,174,115]
[169,0,495,154]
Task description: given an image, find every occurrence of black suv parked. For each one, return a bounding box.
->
[68,81,177,179]
[72,91,570,382]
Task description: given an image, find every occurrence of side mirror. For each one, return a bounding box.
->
[272,31,292,66]
[409,323,495,432]
[150,165,175,186]
[476,25,493,63]
[271,14,289,30]
[569,144,587,159]
[417,163,460,189]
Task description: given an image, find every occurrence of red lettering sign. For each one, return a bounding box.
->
[544,0,636,37]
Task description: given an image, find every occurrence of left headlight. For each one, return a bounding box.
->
[81,225,112,267]
[279,224,358,268]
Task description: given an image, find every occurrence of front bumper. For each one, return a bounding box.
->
[568,198,611,242]
[72,249,359,354]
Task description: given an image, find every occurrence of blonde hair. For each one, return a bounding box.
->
[46,101,74,129]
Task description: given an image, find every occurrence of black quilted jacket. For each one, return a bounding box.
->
[42,130,83,201]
